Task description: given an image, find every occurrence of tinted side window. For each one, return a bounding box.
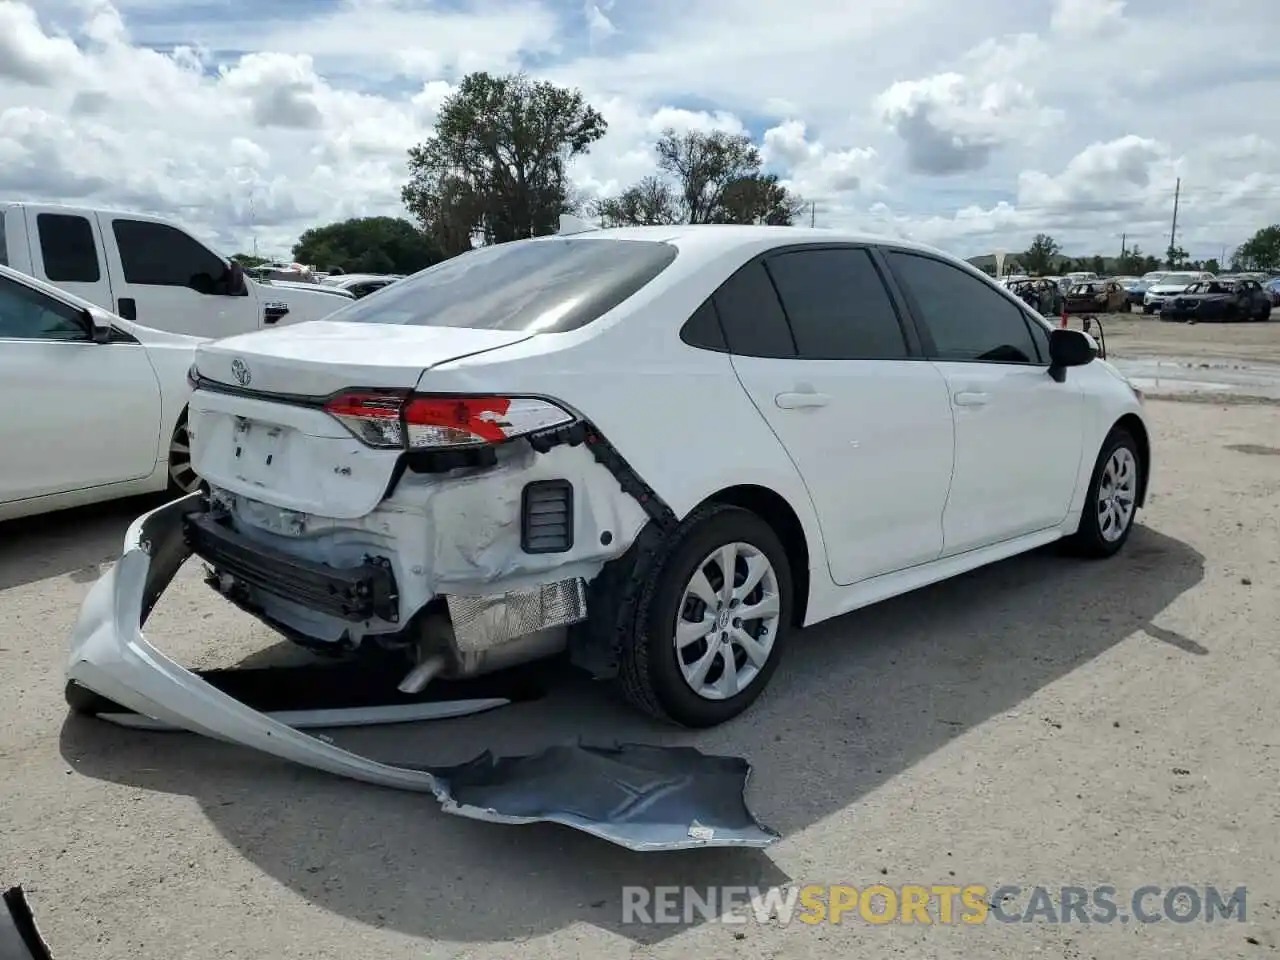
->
[37,214,101,283]
[1023,310,1050,363]
[0,212,7,266]
[112,219,226,287]
[711,261,795,358]
[764,248,906,359]
[887,251,1039,364]
[680,298,727,351]
[0,275,89,341]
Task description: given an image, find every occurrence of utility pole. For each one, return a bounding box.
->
[810,201,816,228]
[1120,232,1126,266]
[1168,178,1181,267]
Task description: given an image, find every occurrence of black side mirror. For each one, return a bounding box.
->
[1048,327,1096,381]
[226,262,249,297]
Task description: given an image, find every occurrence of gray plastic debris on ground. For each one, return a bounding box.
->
[65,492,780,852]
[409,742,780,851]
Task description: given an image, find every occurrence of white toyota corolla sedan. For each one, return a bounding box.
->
[68,222,1150,729]
[0,263,200,523]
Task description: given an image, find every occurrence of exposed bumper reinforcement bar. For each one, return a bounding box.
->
[65,494,779,852]
[184,510,399,622]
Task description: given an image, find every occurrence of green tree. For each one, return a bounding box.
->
[1234,225,1280,271]
[401,71,607,255]
[1166,244,1188,269]
[1022,234,1061,275]
[230,252,269,268]
[1089,255,1107,275]
[292,217,443,275]
[1204,258,1220,274]
[596,129,805,227]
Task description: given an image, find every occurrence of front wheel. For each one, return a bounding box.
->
[618,504,792,727]
[1142,305,1154,315]
[1068,429,1141,558]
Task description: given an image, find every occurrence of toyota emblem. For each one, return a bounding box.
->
[230,358,251,386]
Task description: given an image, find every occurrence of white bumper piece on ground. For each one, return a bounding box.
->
[65,494,780,852]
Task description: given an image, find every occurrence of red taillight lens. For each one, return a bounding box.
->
[322,391,574,450]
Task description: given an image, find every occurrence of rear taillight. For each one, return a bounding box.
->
[322,391,575,450]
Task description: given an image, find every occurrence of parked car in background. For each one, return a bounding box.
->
[0,263,199,522]
[1142,271,1211,314]
[1007,277,1063,316]
[1064,280,1130,314]
[1159,278,1273,322]
[321,273,404,299]
[1265,277,1280,306]
[144,222,1150,729]
[0,202,349,338]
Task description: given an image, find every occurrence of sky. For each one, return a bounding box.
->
[2,0,1278,263]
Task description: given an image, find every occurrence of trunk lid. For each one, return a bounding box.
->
[194,321,535,398]
[189,321,536,518]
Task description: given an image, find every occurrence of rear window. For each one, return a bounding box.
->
[325,237,679,332]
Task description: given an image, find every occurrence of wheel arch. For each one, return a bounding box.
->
[1114,412,1150,507]
[698,483,813,626]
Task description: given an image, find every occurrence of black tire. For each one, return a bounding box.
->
[1142,305,1154,315]
[1067,428,1142,558]
[1119,299,1131,313]
[618,504,793,727]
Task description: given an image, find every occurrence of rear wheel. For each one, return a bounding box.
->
[618,504,792,727]
[1068,428,1141,558]
[166,412,203,495]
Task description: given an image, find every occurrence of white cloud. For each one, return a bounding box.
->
[0,0,1277,262]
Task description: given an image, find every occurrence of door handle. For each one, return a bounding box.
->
[117,298,137,322]
[775,391,830,409]
[953,391,989,407]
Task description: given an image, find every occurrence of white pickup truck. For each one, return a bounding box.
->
[0,202,353,339]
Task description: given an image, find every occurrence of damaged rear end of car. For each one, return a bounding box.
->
[178,238,680,697]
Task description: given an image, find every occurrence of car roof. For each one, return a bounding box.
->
[532,223,961,264]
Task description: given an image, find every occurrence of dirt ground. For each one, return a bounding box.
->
[2,319,1278,959]
[1087,312,1280,365]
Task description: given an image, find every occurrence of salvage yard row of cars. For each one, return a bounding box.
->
[1002,267,1278,321]
[1,201,1153,744]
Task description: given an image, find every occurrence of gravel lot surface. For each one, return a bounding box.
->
[2,318,1278,959]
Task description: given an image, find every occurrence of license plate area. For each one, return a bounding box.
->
[231,417,289,486]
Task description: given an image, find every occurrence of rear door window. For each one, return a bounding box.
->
[886,250,1040,365]
[37,213,101,283]
[710,261,796,357]
[763,247,907,359]
[112,219,227,287]
[325,237,678,333]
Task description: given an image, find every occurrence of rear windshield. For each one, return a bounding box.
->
[1160,273,1198,285]
[324,236,678,333]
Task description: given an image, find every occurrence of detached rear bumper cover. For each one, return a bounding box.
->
[65,494,779,852]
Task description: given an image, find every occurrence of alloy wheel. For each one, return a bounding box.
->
[673,542,781,701]
[1097,447,1137,542]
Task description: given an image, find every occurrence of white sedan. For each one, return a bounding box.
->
[0,263,201,522]
[69,221,1150,736]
